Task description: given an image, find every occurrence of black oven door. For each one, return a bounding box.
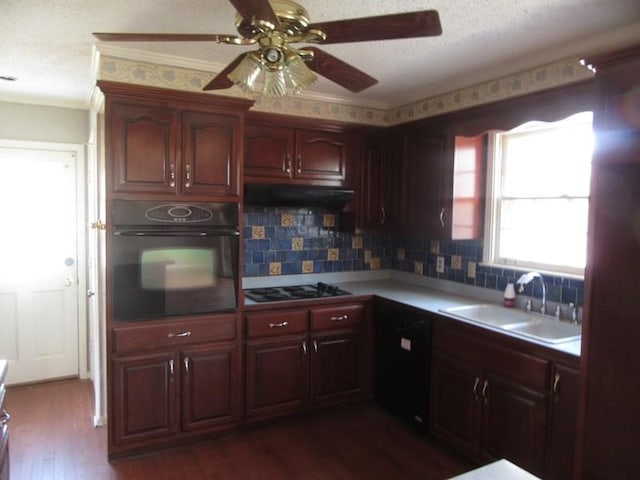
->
[112,228,239,322]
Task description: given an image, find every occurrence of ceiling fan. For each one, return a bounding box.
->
[94,0,442,97]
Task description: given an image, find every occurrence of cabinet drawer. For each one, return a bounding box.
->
[311,304,364,331]
[245,310,308,338]
[434,320,549,391]
[113,314,236,354]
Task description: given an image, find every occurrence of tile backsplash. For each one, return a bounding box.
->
[243,206,584,306]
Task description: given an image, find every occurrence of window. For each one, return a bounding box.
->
[483,112,594,276]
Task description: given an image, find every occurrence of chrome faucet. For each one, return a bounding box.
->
[516,271,546,315]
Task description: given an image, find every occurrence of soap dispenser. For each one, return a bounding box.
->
[504,283,516,308]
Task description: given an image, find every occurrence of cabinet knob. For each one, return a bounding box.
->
[296,155,302,173]
[482,379,489,403]
[473,377,480,399]
[169,164,176,188]
[0,409,10,426]
[167,331,192,338]
[184,357,190,373]
[284,154,291,174]
[553,372,561,394]
[302,341,308,356]
[268,321,289,329]
[168,359,175,377]
[185,164,191,188]
[313,340,318,353]
[439,207,445,228]
[330,315,348,322]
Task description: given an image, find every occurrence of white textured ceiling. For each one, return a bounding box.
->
[1,0,639,109]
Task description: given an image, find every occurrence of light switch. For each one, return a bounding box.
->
[436,256,445,273]
[400,338,411,351]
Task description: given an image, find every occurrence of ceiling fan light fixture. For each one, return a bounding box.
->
[227,46,316,98]
[227,52,263,93]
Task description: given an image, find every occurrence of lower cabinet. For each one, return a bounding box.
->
[245,302,368,422]
[110,341,240,453]
[112,351,178,445]
[430,320,550,477]
[546,363,580,480]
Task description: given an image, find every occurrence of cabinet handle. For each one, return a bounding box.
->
[169,164,176,188]
[302,341,307,355]
[313,340,318,353]
[167,331,192,338]
[284,154,291,173]
[553,372,561,394]
[184,357,190,373]
[268,321,289,329]
[168,359,175,377]
[0,409,10,426]
[330,314,348,322]
[482,379,489,403]
[185,164,191,188]
[296,155,302,173]
[473,377,480,399]
[380,206,386,225]
[439,207,445,228]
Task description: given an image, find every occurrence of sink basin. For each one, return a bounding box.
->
[504,319,582,344]
[440,304,581,344]
[441,304,537,328]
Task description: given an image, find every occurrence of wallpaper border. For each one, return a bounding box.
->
[99,55,593,126]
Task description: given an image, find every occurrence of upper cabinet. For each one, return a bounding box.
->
[357,129,407,232]
[99,81,252,200]
[244,114,352,187]
[357,122,484,239]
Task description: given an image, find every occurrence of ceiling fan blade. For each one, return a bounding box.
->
[308,10,441,44]
[202,53,247,91]
[304,47,377,93]
[228,0,279,27]
[93,32,248,43]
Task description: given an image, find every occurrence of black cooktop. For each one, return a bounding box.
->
[244,282,351,303]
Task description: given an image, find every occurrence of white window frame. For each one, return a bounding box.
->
[483,112,593,278]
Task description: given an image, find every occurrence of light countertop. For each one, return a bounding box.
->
[243,271,582,357]
[448,459,541,479]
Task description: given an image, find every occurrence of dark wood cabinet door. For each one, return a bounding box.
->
[295,130,346,183]
[245,336,309,421]
[481,372,548,477]
[404,128,449,237]
[430,351,482,459]
[181,343,240,432]
[546,363,579,480]
[111,352,178,446]
[181,111,241,197]
[312,332,362,406]
[359,135,387,229]
[244,125,295,181]
[109,102,177,194]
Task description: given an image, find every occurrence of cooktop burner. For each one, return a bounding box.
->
[245,282,351,303]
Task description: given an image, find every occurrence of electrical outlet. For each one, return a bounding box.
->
[451,255,462,270]
[467,261,476,279]
[436,256,445,273]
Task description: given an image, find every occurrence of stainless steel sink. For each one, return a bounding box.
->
[440,304,581,344]
[503,319,582,344]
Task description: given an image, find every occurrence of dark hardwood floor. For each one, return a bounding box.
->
[5,379,473,479]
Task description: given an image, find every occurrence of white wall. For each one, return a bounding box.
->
[0,101,89,144]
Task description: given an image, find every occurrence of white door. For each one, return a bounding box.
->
[0,143,80,385]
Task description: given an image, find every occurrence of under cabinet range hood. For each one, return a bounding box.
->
[244,184,354,210]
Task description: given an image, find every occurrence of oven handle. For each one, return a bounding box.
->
[114,229,239,237]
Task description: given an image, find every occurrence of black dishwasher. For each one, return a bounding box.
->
[374,299,432,432]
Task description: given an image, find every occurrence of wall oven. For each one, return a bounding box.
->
[111,200,239,322]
